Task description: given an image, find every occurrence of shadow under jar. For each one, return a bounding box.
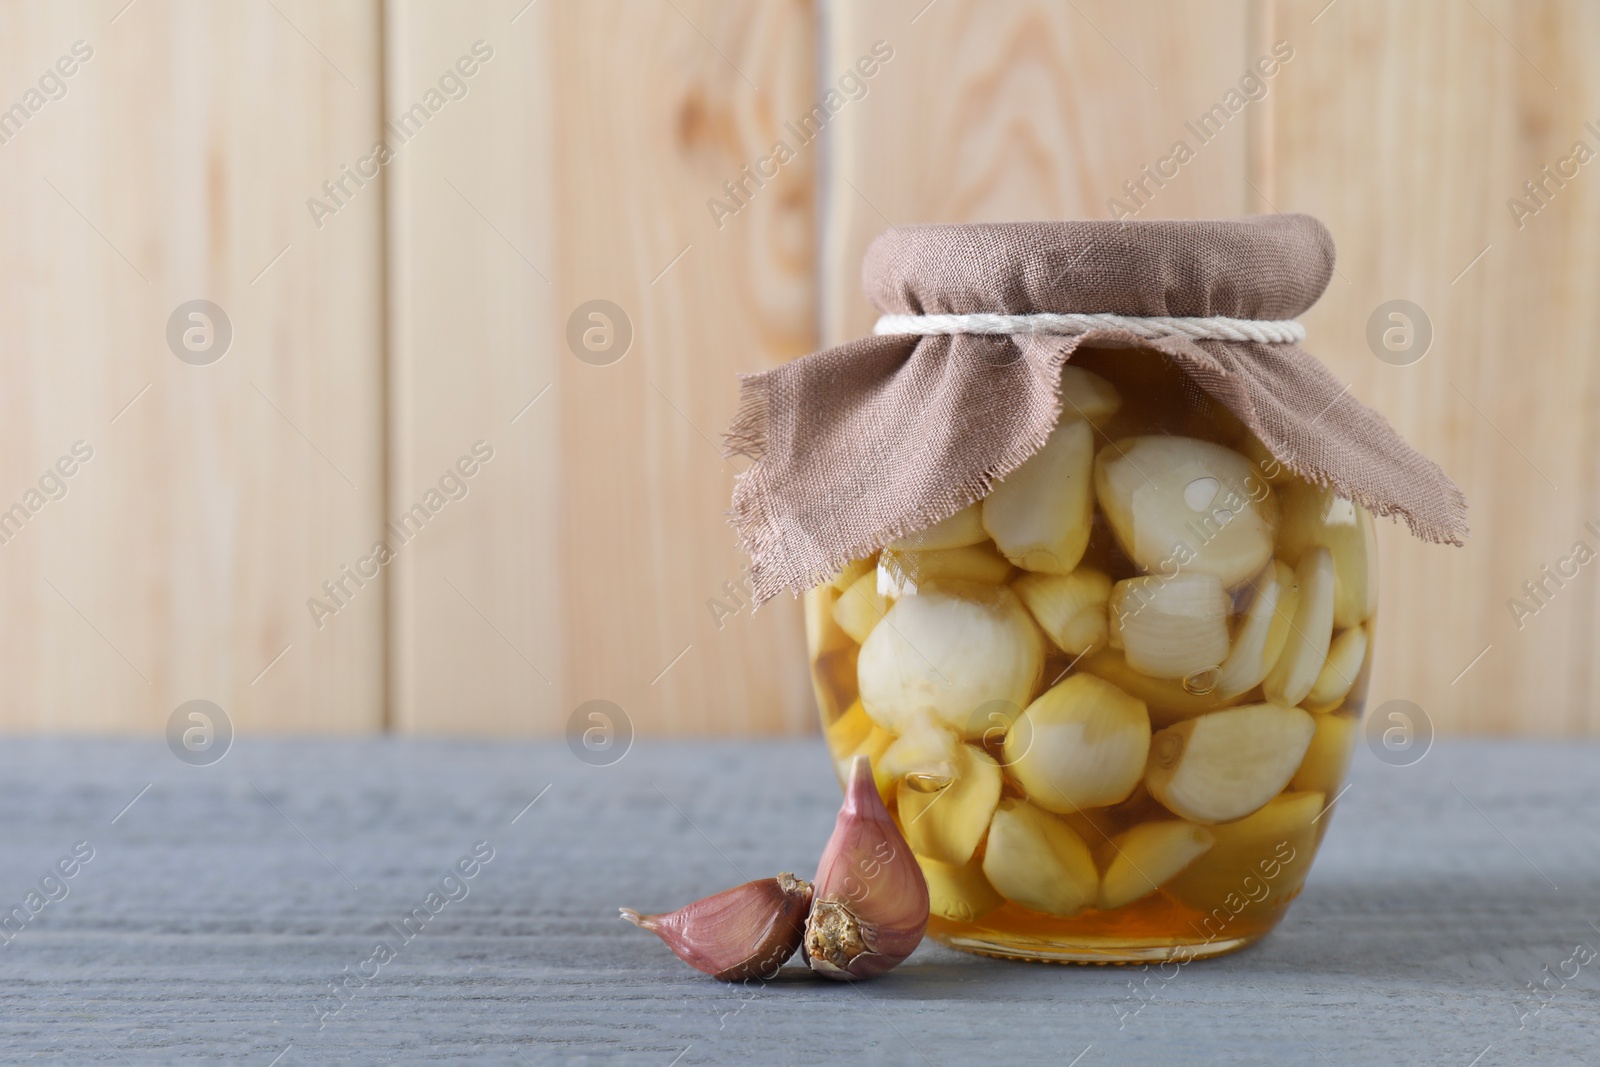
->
[803,348,1376,963]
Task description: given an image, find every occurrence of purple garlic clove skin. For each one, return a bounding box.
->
[804,754,930,980]
[622,873,813,981]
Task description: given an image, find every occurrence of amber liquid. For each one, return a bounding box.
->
[807,348,1373,964]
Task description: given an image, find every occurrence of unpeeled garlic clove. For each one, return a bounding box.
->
[1060,365,1123,426]
[1263,547,1335,707]
[621,873,814,981]
[834,722,897,806]
[889,502,988,551]
[1303,624,1368,711]
[879,542,1014,589]
[833,568,892,645]
[981,799,1100,917]
[805,755,930,980]
[982,417,1096,574]
[1013,568,1111,656]
[1276,482,1378,629]
[1098,820,1214,911]
[897,742,1002,866]
[856,581,1043,739]
[1108,572,1230,681]
[1145,703,1316,824]
[1003,673,1151,812]
[1214,561,1297,700]
[1094,435,1277,587]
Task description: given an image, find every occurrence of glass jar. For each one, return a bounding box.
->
[804,347,1376,963]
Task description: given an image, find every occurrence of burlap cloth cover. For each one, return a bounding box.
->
[725,214,1467,606]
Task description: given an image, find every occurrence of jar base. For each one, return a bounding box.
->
[932,930,1263,965]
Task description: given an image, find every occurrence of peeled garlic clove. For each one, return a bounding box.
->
[1145,703,1316,824]
[833,569,892,645]
[1164,791,1324,917]
[982,417,1095,574]
[830,556,877,594]
[857,582,1043,739]
[622,873,813,981]
[889,503,988,551]
[1013,568,1111,656]
[897,743,1002,866]
[1094,436,1277,587]
[1215,561,1297,700]
[1077,649,1234,728]
[825,700,874,757]
[918,856,1004,923]
[1098,820,1214,911]
[1060,365,1122,426]
[1004,673,1151,812]
[1277,483,1378,629]
[1303,625,1368,711]
[805,586,854,659]
[981,799,1099,917]
[1290,712,1359,796]
[1109,572,1230,680]
[879,712,962,783]
[1263,547,1335,707]
[879,542,1013,589]
[805,755,930,980]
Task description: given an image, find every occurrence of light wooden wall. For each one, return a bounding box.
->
[1,0,1595,737]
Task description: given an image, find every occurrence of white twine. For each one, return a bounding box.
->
[873,311,1306,345]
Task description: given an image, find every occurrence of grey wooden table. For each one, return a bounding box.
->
[1,736,1597,1065]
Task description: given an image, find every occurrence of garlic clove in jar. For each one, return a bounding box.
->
[825,700,874,758]
[833,568,893,646]
[1097,820,1214,911]
[835,722,898,806]
[1276,482,1378,629]
[1290,711,1359,796]
[982,417,1096,574]
[1303,624,1368,712]
[1060,365,1123,426]
[1215,560,1298,700]
[1145,703,1316,824]
[857,581,1043,739]
[830,556,877,594]
[897,742,1003,867]
[1003,673,1151,813]
[1013,568,1111,656]
[1108,572,1231,681]
[1077,648,1234,728]
[981,799,1100,918]
[878,711,961,784]
[621,872,814,981]
[1164,791,1324,917]
[889,502,988,551]
[879,541,1014,590]
[1263,547,1336,707]
[918,856,1004,923]
[1094,435,1277,588]
[805,755,930,980]
[805,585,854,659]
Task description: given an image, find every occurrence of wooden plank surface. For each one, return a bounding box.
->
[0,0,386,732]
[385,0,816,734]
[2,737,1596,1060]
[1268,0,1600,736]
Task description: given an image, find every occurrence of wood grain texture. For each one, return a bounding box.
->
[1267,0,1600,736]
[821,0,1257,344]
[386,0,816,734]
[0,0,386,732]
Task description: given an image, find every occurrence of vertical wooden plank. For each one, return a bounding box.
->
[822,0,1256,344]
[1269,0,1600,735]
[388,0,816,734]
[0,0,386,732]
